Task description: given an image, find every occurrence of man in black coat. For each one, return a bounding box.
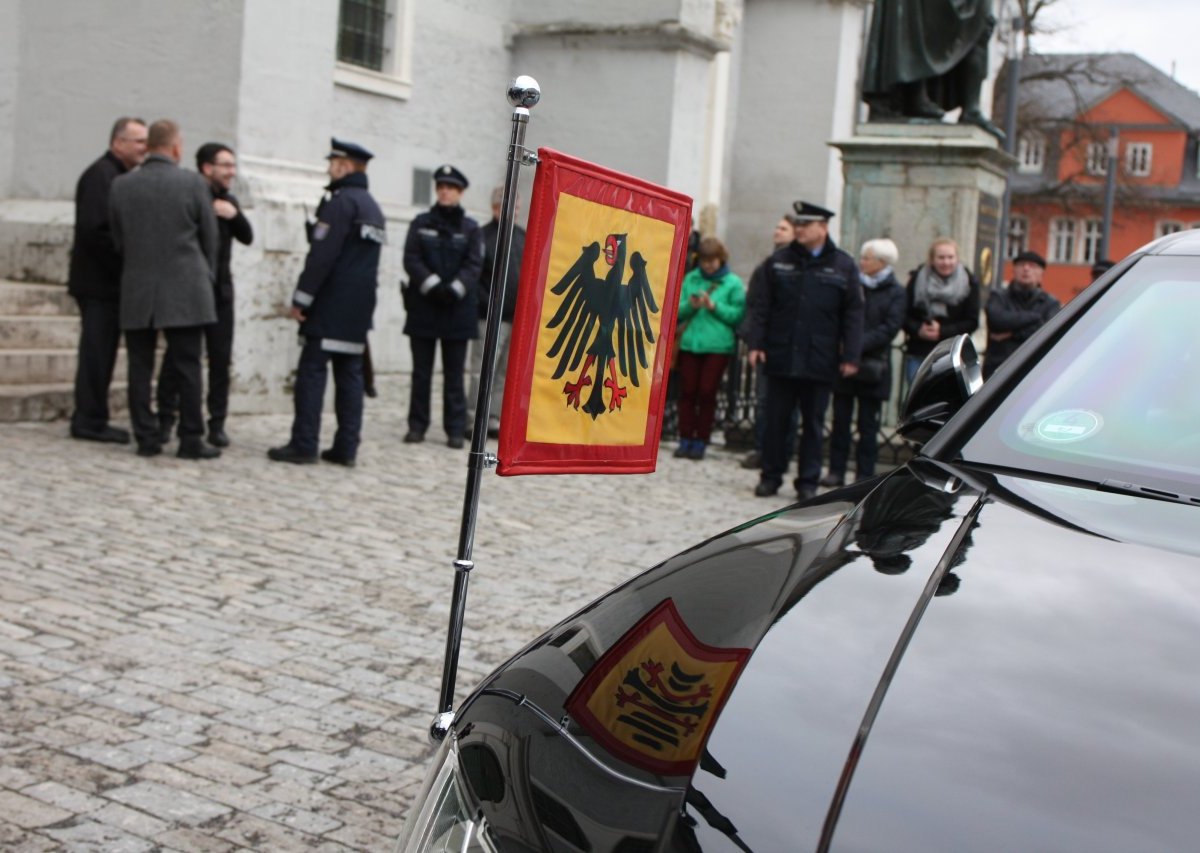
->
[67,117,147,444]
[109,119,219,460]
[401,164,484,448]
[466,185,525,438]
[158,142,253,447]
[269,138,385,466]
[983,250,1060,379]
[745,201,865,500]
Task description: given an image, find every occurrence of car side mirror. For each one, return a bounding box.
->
[898,334,983,446]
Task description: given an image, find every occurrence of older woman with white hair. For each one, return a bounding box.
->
[822,238,906,486]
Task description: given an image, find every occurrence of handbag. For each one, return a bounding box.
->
[853,354,888,385]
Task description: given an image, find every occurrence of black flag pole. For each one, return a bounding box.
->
[431,76,541,743]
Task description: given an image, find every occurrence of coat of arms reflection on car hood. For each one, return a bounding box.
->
[565,598,751,776]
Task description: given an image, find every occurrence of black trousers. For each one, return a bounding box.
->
[828,392,884,479]
[126,326,204,446]
[761,376,831,490]
[71,297,122,432]
[407,336,468,437]
[158,299,233,425]
[290,337,364,457]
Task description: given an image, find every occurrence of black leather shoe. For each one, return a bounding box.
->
[819,473,845,488]
[178,437,220,460]
[446,435,465,449]
[754,480,781,497]
[207,421,230,448]
[158,417,176,444]
[267,445,316,464]
[796,484,817,501]
[320,449,356,467]
[740,451,761,470]
[403,431,425,444]
[71,425,131,445]
[136,442,162,458]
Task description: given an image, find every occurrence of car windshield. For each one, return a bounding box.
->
[959,254,1200,498]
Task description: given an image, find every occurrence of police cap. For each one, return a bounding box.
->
[791,200,835,222]
[434,164,469,190]
[327,138,374,163]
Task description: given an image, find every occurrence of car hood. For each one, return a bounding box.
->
[450,464,1200,851]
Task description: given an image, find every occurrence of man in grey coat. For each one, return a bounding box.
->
[109,119,219,459]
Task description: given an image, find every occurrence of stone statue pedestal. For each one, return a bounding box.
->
[832,123,1014,291]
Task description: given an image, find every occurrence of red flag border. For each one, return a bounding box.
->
[496,148,693,476]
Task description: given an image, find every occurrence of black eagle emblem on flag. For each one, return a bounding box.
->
[545,233,659,419]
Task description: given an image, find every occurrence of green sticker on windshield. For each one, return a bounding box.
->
[1033,409,1103,443]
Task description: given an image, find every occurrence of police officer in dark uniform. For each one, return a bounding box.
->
[745,201,865,500]
[401,164,484,448]
[268,138,385,466]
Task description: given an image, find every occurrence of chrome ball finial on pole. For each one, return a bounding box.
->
[507,76,541,110]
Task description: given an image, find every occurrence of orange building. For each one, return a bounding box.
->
[997,53,1200,303]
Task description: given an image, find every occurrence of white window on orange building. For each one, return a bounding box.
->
[1085,142,1109,176]
[1156,221,1184,238]
[1050,218,1078,263]
[1017,134,1045,174]
[1125,142,1153,177]
[1007,216,1028,258]
[1081,220,1104,264]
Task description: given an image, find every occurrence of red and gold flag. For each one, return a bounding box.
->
[497,148,692,475]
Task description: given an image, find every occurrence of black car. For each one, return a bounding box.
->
[398,230,1200,852]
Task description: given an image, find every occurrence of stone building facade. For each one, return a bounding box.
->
[0,0,873,415]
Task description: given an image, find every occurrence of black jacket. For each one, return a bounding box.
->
[744,238,864,382]
[833,270,905,400]
[477,219,525,323]
[68,151,127,302]
[983,283,1061,377]
[402,204,484,340]
[291,172,384,347]
[211,187,253,304]
[902,265,981,361]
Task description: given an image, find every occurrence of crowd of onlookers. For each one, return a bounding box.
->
[62,115,1084,488]
[673,200,1091,500]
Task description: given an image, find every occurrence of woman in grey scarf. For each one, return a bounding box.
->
[901,237,980,387]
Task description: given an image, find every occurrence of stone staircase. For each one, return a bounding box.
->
[0,279,126,422]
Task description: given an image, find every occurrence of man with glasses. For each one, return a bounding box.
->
[67,116,148,445]
[157,143,254,447]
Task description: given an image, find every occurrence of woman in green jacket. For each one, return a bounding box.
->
[674,237,745,459]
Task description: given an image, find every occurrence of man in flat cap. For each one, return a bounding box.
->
[268,137,385,466]
[983,249,1059,379]
[401,164,484,448]
[743,200,864,500]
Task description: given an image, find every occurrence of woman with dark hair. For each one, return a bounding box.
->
[901,237,980,387]
[674,237,745,460]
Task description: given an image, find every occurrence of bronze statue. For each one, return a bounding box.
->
[862,0,1004,141]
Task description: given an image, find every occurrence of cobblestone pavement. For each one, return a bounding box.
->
[0,403,783,851]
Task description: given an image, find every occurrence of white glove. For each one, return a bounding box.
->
[420,274,442,294]
[449,279,466,300]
